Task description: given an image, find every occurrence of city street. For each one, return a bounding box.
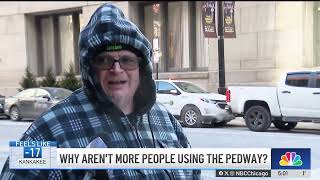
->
[0,1,320,180]
[0,116,319,179]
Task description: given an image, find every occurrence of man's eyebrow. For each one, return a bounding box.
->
[96,53,113,58]
[120,54,137,57]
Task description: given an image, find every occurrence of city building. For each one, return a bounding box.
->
[0,1,319,96]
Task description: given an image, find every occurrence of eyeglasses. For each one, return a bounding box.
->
[92,56,141,70]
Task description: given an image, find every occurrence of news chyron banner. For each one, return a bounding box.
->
[9,141,310,178]
[9,141,56,169]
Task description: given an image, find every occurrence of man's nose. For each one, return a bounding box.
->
[110,62,123,72]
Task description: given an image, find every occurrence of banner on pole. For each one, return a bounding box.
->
[202,1,217,38]
[223,1,236,38]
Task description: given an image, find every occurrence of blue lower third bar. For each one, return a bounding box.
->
[9,141,57,147]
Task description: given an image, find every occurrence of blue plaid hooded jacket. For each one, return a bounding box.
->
[0,3,201,180]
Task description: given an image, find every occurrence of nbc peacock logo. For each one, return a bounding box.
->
[279,152,303,166]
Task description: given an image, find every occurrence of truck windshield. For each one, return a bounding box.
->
[173,82,208,93]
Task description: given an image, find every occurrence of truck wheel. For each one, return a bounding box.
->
[273,121,297,131]
[181,106,202,128]
[244,105,271,132]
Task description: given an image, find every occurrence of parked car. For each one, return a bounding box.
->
[4,87,72,121]
[226,70,320,132]
[0,94,9,118]
[155,80,234,128]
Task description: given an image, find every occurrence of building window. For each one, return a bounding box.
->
[142,2,209,73]
[36,11,81,76]
[167,1,190,71]
[38,16,56,76]
[143,2,197,73]
[58,15,75,75]
[144,3,165,73]
[195,1,209,69]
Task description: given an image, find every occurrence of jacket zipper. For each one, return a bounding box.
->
[131,115,173,180]
[131,123,144,148]
[129,121,148,179]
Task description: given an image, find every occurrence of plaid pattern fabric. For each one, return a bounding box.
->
[0,3,201,179]
[0,89,201,179]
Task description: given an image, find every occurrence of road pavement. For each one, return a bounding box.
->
[0,116,319,179]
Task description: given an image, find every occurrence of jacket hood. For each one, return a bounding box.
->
[78,3,156,116]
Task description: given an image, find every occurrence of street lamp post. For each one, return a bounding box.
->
[217,1,226,95]
[156,62,159,79]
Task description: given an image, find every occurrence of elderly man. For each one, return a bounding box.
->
[0,3,201,180]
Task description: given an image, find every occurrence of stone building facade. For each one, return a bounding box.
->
[0,1,319,96]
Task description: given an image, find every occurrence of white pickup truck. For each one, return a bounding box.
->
[226,70,320,132]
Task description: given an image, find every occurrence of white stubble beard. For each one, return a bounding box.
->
[110,94,134,114]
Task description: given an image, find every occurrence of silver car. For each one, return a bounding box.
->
[0,94,8,118]
[4,87,72,121]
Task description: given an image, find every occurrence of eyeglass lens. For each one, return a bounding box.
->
[93,56,140,70]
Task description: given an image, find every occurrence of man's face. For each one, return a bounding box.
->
[93,50,140,107]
